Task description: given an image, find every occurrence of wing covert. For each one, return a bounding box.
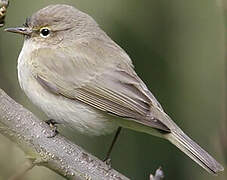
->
[31,38,170,132]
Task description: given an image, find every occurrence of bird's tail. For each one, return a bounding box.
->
[165,129,224,174]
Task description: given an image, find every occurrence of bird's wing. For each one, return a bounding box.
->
[30,38,170,132]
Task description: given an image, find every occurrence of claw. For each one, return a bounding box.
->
[103,158,112,170]
[45,119,59,138]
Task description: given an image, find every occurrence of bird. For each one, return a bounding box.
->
[5,4,224,174]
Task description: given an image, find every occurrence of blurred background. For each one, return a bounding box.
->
[0,0,226,179]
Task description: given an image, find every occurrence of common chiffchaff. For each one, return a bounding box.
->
[5,4,224,174]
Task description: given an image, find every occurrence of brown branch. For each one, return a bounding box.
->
[0,89,129,180]
[150,167,164,180]
[0,0,9,27]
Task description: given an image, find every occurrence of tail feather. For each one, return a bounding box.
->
[166,129,224,174]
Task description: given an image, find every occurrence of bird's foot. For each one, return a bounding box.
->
[103,158,112,170]
[45,119,59,138]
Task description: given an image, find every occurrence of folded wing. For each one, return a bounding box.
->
[31,38,170,132]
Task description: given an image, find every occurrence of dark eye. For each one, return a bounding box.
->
[40,27,50,38]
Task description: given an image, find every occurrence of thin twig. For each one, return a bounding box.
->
[0,0,9,27]
[150,167,164,180]
[8,160,35,180]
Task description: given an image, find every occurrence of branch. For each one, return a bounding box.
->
[0,0,9,27]
[0,88,129,180]
[150,167,164,180]
[8,160,35,180]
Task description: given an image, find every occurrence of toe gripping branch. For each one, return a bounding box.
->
[45,119,59,138]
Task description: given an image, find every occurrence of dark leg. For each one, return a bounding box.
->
[104,127,122,162]
[45,119,59,138]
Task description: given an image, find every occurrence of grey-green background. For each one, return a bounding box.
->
[0,0,226,179]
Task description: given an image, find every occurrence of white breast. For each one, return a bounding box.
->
[17,40,117,136]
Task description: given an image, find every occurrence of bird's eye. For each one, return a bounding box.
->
[40,27,51,38]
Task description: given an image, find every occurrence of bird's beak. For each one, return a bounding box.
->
[4,27,32,36]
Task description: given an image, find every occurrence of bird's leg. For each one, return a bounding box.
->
[104,127,122,164]
[45,119,59,138]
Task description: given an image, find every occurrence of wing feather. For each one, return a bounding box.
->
[31,38,170,132]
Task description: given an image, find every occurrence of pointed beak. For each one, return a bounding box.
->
[4,27,32,36]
